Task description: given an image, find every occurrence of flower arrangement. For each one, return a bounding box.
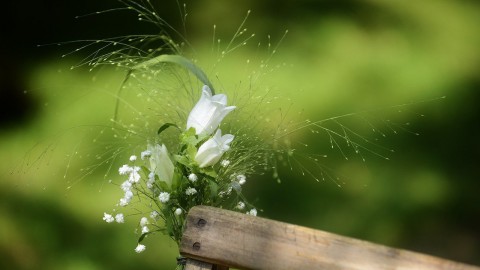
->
[102,83,258,251]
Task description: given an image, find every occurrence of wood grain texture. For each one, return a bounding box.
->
[184,258,213,270]
[180,206,480,270]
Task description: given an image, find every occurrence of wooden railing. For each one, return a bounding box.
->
[180,206,480,270]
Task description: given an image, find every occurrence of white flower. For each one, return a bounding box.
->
[128,166,141,183]
[186,85,236,135]
[188,173,198,182]
[146,172,155,189]
[175,208,183,216]
[247,208,257,216]
[236,201,245,210]
[119,164,132,175]
[148,144,174,187]
[119,198,129,207]
[140,217,148,227]
[135,244,146,253]
[119,190,133,206]
[120,180,132,192]
[220,160,230,167]
[159,192,170,203]
[124,190,133,200]
[150,211,159,219]
[115,213,124,223]
[141,150,151,160]
[237,174,246,185]
[141,226,149,234]
[195,129,234,168]
[129,155,137,161]
[103,213,114,223]
[186,187,197,196]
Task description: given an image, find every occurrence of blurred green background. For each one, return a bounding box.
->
[1,0,480,269]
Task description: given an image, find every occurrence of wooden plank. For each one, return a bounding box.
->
[184,258,213,270]
[184,258,229,270]
[180,206,480,270]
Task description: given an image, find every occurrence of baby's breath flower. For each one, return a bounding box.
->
[128,166,141,183]
[186,85,236,135]
[188,173,198,182]
[175,208,183,216]
[125,190,134,200]
[119,164,132,175]
[103,213,114,223]
[121,180,132,192]
[236,201,245,210]
[185,187,197,196]
[135,244,146,253]
[119,198,129,207]
[141,150,151,160]
[220,160,230,167]
[237,174,246,185]
[129,155,137,161]
[140,217,148,227]
[150,211,159,220]
[141,226,149,234]
[247,208,257,216]
[159,192,170,203]
[119,190,134,206]
[115,213,125,223]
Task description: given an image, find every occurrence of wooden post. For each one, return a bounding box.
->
[180,206,480,270]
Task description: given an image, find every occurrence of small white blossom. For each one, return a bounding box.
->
[150,211,159,219]
[146,172,155,189]
[247,208,257,216]
[119,164,132,175]
[121,180,132,192]
[159,192,170,203]
[237,174,246,185]
[103,213,114,223]
[124,190,133,200]
[188,173,198,182]
[129,155,137,161]
[119,198,129,207]
[141,226,149,234]
[141,150,152,160]
[186,187,197,196]
[220,160,230,167]
[119,190,133,206]
[128,166,141,183]
[135,244,146,253]
[175,208,183,216]
[140,217,148,227]
[218,186,233,198]
[115,213,124,223]
[236,201,245,210]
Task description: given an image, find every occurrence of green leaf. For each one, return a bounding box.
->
[174,155,190,167]
[186,144,198,160]
[158,180,170,192]
[157,123,180,135]
[138,232,149,243]
[202,167,218,178]
[133,54,215,94]
[209,180,219,199]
